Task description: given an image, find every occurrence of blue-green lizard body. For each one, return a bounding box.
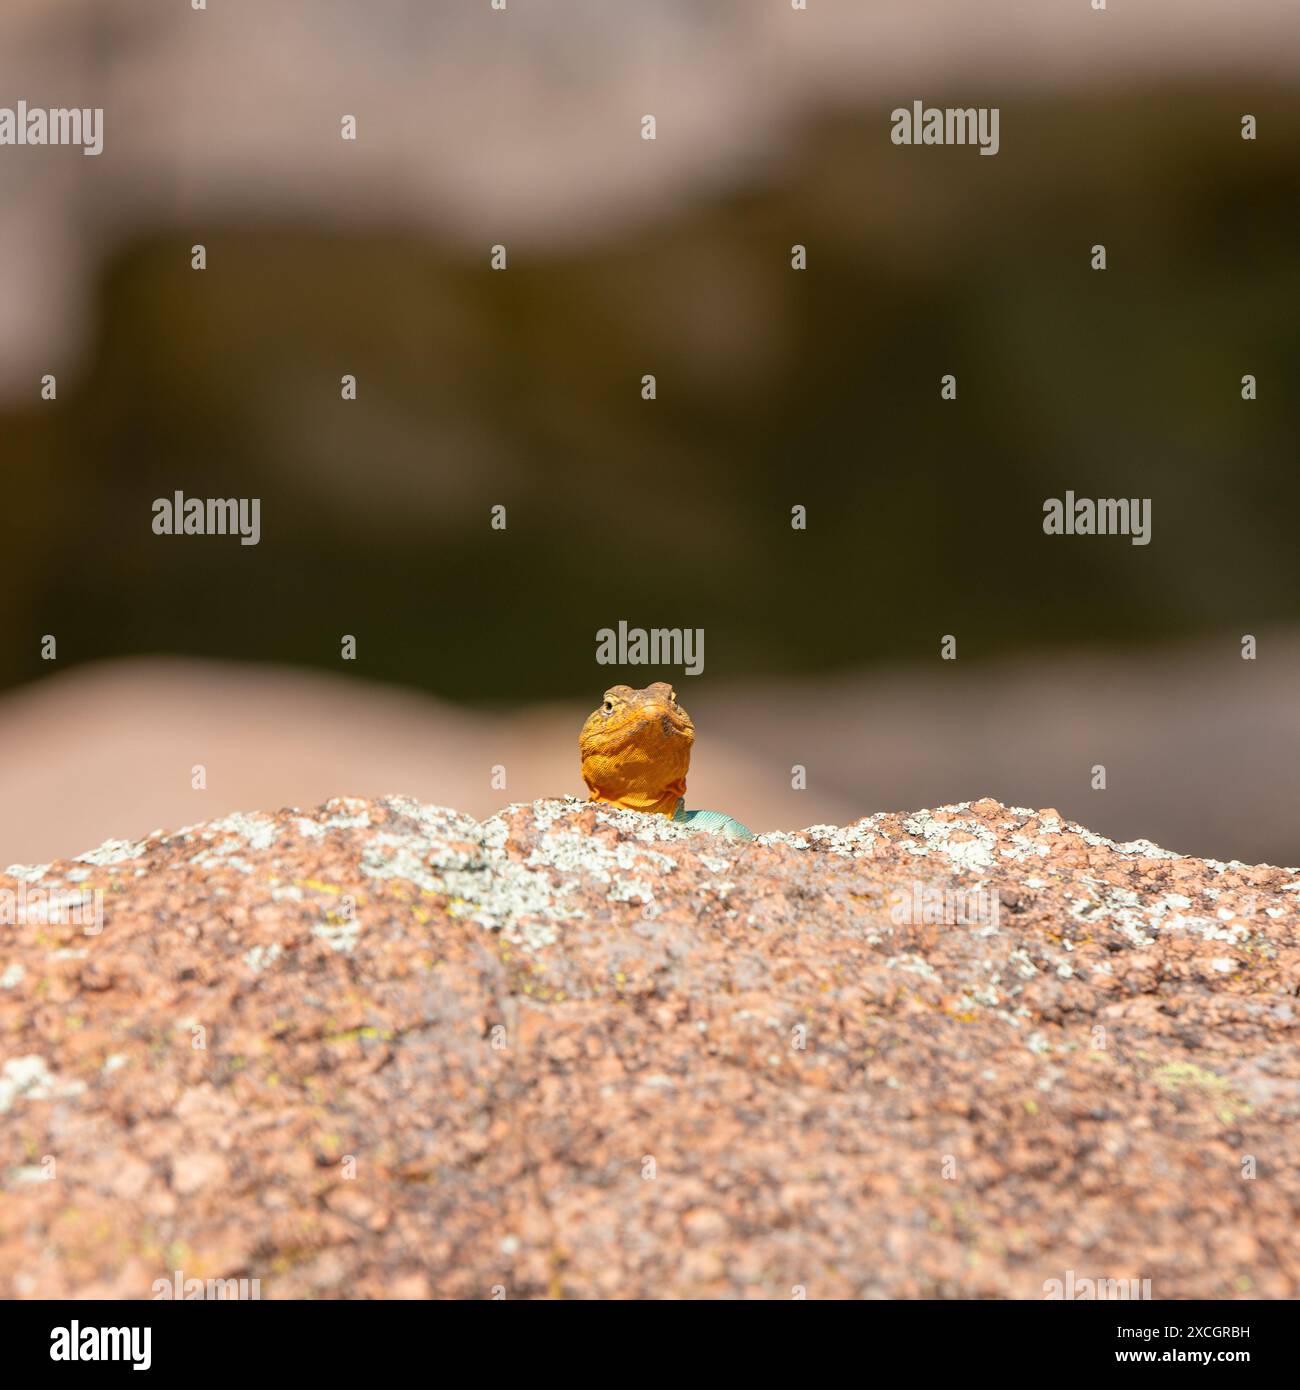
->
[671,799,755,840]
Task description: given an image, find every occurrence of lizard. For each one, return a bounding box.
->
[578,681,755,840]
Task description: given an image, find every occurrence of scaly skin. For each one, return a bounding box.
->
[579,683,754,839]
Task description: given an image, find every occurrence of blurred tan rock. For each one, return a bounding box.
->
[2,641,1298,868]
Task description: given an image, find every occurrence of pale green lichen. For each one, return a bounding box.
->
[75,837,150,867]
[242,943,283,973]
[0,1055,86,1114]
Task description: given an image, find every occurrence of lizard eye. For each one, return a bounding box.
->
[603,700,614,713]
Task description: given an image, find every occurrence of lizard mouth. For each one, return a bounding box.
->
[597,701,694,750]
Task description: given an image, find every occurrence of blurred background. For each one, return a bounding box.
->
[1,0,1298,865]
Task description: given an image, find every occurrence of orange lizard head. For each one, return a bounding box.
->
[579,682,695,818]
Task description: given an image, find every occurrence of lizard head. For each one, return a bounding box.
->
[579,682,695,817]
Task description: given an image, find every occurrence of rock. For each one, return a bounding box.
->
[1,795,1298,1299]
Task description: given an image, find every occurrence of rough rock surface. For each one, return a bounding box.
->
[2,796,1298,1299]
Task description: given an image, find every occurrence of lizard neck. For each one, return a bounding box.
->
[587,785,685,818]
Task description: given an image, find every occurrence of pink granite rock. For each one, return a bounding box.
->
[1,796,1297,1298]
